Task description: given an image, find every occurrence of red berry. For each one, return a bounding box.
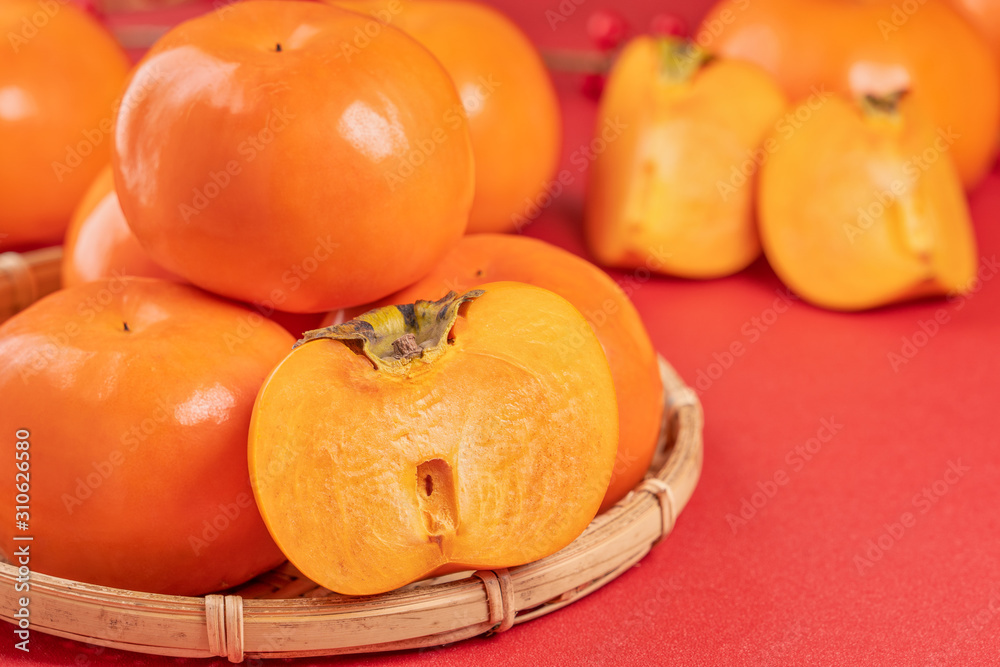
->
[581,74,605,101]
[650,13,687,38]
[588,10,628,51]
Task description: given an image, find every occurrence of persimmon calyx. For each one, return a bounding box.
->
[295,290,485,372]
[657,37,710,84]
[860,90,908,118]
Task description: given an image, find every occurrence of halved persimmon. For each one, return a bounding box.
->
[585,37,786,278]
[759,91,978,311]
[325,234,663,512]
[250,282,619,596]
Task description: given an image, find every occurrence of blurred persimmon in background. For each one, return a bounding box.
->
[333,0,562,234]
[758,90,977,311]
[700,0,1000,190]
[62,166,182,288]
[0,0,130,250]
[947,0,1000,73]
[585,37,786,279]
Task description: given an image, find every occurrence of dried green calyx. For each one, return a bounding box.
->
[295,290,484,372]
[658,37,711,84]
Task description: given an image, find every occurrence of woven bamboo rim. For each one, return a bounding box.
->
[0,247,703,661]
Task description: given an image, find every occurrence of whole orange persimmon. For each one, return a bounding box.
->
[113,0,474,312]
[62,166,326,338]
[326,234,663,513]
[0,278,293,595]
[251,283,619,596]
[0,0,130,249]
[699,0,1000,189]
[332,0,561,233]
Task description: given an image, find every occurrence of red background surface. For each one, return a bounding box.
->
[5,0,1000,664]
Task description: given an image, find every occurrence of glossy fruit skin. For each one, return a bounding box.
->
[585,37,787,279]
[0,278,293,595]
[0,0,130,249]
[113,0,474,312]
[326,234,663,512]
[759,93,978,311]
[251,282,619,596]
[699,0,1000,190]
[333,0,561,233]
[62,166,326,338]
[63,166,183,287]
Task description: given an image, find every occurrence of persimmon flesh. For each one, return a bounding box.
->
[325,234,663,513]
[586,37,786,278]
[759,92,978,311]
[250,282,619,596]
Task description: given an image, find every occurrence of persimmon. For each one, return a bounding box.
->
[585,37,786,279]
[63,166,183,287]
[947,0,1000,72]
[62,166,326,338]
[113,0,474,312]
[326,234,662,512]
[0,278,292,595]
[250,283,619,596]
[758,91,978,311]
[699,0,1000,189]
[332,0,561,233]
[0,0,130,249]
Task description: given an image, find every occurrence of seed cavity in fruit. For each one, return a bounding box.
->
[416,458,457,538]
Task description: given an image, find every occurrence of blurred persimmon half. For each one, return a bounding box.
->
[331,0,561,233]
[113,0,474,312]
[0,0,130,250]
[758,91,978,311]
[699,0,1000,189]
[585,36,786,279]
[325,234,664,512]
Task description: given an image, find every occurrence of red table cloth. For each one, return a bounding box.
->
[4,1,1000,664]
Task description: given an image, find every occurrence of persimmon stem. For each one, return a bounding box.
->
[296,290,485,373]
[275,43,282,53]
